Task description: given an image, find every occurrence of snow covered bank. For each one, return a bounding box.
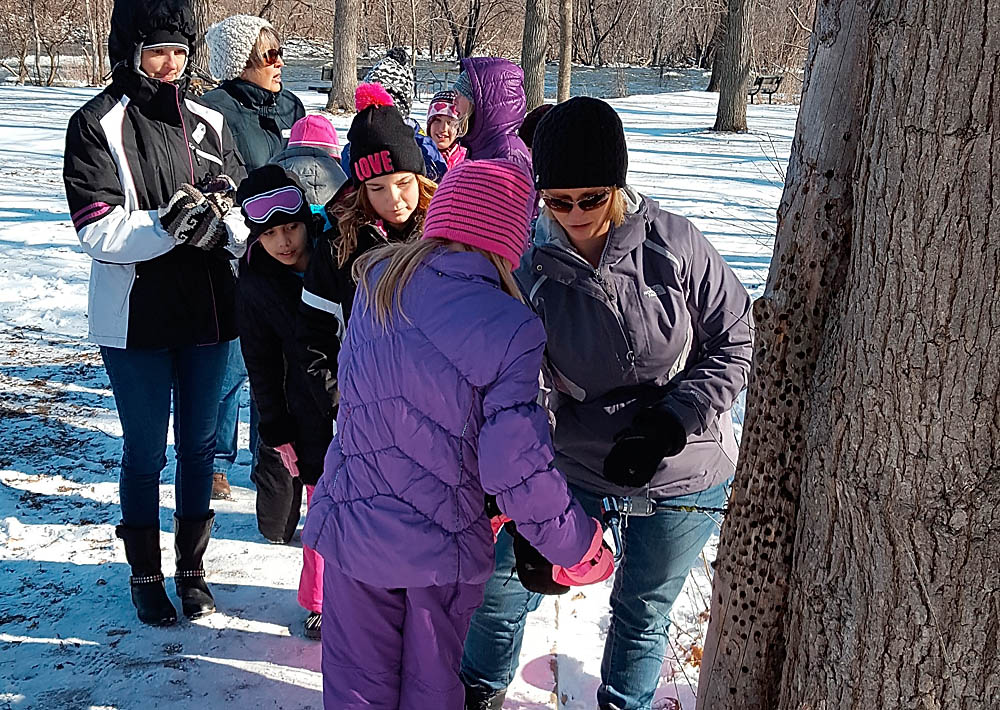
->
[0,86,795,709]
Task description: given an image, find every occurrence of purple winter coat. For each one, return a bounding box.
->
[301,248,594,588]
[459,58,531,177]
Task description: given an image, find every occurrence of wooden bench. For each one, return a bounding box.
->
[747,75,783,104]
[311,64,374,93]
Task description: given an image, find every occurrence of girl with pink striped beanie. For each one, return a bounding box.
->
[302,158,613,709]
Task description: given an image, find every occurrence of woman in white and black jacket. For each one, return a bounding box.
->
[62,0,247,628]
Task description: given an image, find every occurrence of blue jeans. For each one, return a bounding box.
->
[213,339,259,476]
[461,482,727,710]
[101,343,230,527]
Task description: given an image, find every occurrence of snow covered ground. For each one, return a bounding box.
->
[0,86,796,710]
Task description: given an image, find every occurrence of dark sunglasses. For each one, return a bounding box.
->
[262,47,284,65]
[541,189,613,213]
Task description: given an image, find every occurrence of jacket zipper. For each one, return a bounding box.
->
[557,228,638,372]
[176,84,219,343]
[173,84,195,182]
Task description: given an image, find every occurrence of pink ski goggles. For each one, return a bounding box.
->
[242,186,304,223]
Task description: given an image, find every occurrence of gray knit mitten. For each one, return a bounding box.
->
[158,184,231,251]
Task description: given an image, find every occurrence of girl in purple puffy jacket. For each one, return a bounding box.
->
[302,159,613,710]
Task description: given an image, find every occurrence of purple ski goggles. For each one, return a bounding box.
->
[242,186,305,223]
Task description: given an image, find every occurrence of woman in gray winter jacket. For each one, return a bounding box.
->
[460,97,754,710]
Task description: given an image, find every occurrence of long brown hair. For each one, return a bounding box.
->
[353,238,523,328]
[329,174,437,267]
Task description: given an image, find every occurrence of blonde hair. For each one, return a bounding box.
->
[353,238,523,328]
[456,104,473,138]
[541,186,627,228]
[329,174,437,267]
[246,26,281,69]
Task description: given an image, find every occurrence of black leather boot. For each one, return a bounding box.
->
[464,684,507,710]
[115,524,178,627]
[173,512,216,619]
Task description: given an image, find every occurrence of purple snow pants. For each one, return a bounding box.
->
[321,565,486,709]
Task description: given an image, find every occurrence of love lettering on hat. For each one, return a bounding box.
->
[353,150,395,181]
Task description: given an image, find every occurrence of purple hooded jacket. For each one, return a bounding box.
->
[301,248,594,588]
[459,58,531,177]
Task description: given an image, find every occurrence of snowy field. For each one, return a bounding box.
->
[0,86,796,710]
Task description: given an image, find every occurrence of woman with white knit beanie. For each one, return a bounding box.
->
[200,15,306,526]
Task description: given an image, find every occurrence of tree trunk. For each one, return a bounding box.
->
[698,1,1000,709]
[327,0,360,112]
[410,0,417,66]
[712,0,751,132]
[84,0,101,84]
[520,0,548,110]
[557,0,572,102]
[29,0,42,85]
[705,13,725,92]
[190,0,211,76]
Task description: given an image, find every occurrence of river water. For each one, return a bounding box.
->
[280,59,711,100]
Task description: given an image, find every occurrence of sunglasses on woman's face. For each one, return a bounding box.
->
[262,47,284,65]
[541,189,613,213]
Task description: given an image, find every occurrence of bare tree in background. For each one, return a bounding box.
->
[557,0,572,101]
[698,0,1000,708]
[326,0,360,112]
[712,0,750,131]
[190,0,211,77]
[520,0,548,110]
[556,0,573,102]
[705,13,725,91]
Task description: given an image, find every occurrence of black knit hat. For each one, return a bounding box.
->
[237,165,314,239]
[348,83,425,186]
[531,96,628,190]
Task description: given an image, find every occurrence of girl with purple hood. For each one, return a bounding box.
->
[452,58,531,177]
[302,159,613,709]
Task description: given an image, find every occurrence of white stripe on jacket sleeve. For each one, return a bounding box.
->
[301,289,346,334]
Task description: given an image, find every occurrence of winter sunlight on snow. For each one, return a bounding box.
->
[0,85,795,709]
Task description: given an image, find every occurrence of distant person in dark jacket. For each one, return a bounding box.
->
[340,47,448,182]
[62,0,248,628]
[460,97,754,710]
[235,165,333,640]
[202,14,306,501]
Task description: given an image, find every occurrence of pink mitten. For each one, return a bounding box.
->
[275,443,300,478]
[551,518,614,586]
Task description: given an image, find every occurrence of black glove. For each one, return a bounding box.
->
[510,524,570,596]
[158,184,231,251]
[194,173,237,195]
[602,405,687,488]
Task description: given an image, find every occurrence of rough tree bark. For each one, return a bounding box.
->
[557,0,572,102]
[712,0,751,131]
[705,13,725,92]
[520,0,548,110]
[698,1,1000,709]
[326,0,360,112]
[190,0,210,77]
